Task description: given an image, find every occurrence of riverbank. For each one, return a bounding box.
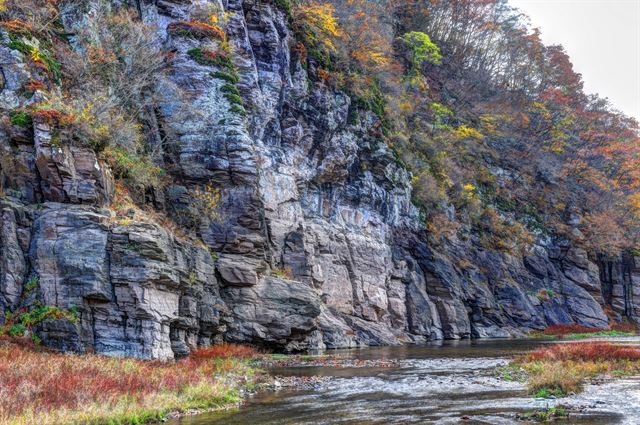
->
[511,341,640,398]
[527,323,637,340]
[4,337,640,424]
[0,341,263,425]
[0,339,408,425]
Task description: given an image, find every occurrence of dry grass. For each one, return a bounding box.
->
[516,342,640,397]
[0,342,260,425]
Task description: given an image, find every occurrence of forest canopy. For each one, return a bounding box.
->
[286,0,640,256]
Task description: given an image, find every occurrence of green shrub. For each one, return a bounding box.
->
[272,266,294,280]
[8,324,26,337]
[211,71,239,84]
[229,105,247,116]
[220,84,240,95]
[8,37,61,81]
[10,111,32,128]
[7,38,33,56]
[274,0,294,17]
[31,333,42,345]
[19,304,78,327]
[400,31,442,68]
[223,92,243,105]
[103,147,165,189]
[536,288,556,302]
[24,276,39,293]
[188,48,233,70]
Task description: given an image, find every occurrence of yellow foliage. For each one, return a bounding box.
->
[406,73,429,91]
[554,202,567,212]
[30,46,41,62]
[453,125,484,141]
[79,103,96,123]
[351,49,389,68]
[461,183,478,202]
[629,193,640,217]
[479,114,507,137]
[546,113,575,154]
[192,183,222,221]
[191,2,230,28]
[0,0,6,12]
[398,99,414,114]
[294,3,342,52]
[531,101,551,120]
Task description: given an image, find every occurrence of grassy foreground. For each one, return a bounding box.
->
[512,342,640,398]
[0,341,262,425]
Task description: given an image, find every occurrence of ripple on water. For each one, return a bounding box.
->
[173,342,632,425]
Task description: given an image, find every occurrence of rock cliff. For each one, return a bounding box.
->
[0,0,637,359]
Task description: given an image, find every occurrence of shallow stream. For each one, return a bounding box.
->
[176,340,640,424]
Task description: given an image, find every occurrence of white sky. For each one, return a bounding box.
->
[509,0,640,121]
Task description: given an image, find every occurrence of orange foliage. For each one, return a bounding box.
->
[332,0,396,75]
[167,20,225,40]
[31,108,75,126]
[317,68,331,82]
[32,109,75,126]
[0,19,31,34]
[293,41,307,63]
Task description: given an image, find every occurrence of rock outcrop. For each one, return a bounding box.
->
[0,0,635,359]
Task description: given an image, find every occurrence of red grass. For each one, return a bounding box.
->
[542,322,637,336]
[0,342,257,421]
[191,343,258,360]
[542,324,605,336]
[526,342,640,362]
[611,322,638,333]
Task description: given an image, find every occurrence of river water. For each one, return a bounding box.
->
[176,339,640,425]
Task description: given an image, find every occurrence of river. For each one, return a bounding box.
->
[175,339,640,424]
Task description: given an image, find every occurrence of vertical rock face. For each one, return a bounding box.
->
[600,255,640,320]
[0,0,632,359]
